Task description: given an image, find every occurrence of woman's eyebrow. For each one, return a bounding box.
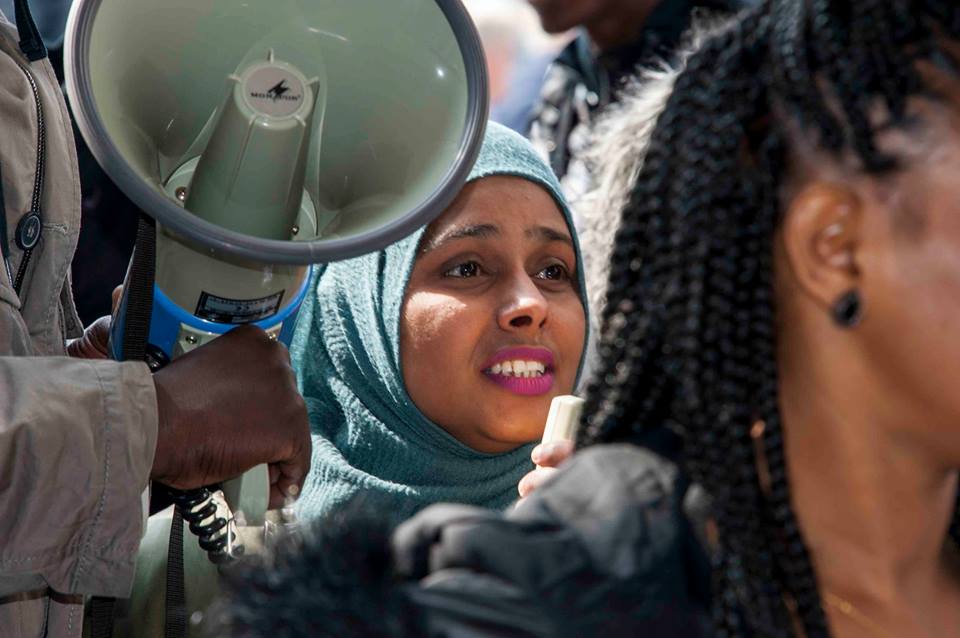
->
[526,226,573,247]
[422,223,500,252]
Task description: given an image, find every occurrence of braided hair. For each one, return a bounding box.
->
[579,2,960,636]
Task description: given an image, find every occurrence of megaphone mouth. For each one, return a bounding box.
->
[64,0,489,266]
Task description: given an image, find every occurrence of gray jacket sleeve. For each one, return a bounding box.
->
[0,356,158,599]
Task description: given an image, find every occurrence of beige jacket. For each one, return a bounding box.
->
[0,13,158,638]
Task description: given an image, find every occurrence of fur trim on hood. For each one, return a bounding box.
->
[212,498,423,638]
[575,64,681,381]
[574,24,725,381]
[578,65,680,323]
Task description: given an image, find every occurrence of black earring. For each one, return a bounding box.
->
[832,290,863,328]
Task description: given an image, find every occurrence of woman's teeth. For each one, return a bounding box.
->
[488,360,547,378]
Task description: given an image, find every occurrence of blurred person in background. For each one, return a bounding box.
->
[465,0,562,133]
[0,0,64,50]
[526,0,749,383]
[527,0,747,206]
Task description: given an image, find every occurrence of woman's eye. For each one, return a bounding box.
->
[537,263,570,281]
[443,261,482,278]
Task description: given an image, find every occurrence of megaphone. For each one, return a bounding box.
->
[65,0,487,364]
[64,1,487,634]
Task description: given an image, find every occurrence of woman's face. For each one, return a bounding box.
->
[860,93,960,458]
[400,176,585,453]
[780,57,960,461]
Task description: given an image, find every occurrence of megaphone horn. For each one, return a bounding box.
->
[65,0,488,360]
[64,0,489,633]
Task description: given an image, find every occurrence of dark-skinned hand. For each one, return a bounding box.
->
[150,324,311,509]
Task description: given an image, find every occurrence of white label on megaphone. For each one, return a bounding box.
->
[243,66,307,118]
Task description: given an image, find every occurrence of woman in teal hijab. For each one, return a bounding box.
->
[290,122,587,521]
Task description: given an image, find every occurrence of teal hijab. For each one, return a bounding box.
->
[291,122,587,522]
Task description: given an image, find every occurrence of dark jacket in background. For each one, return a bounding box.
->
[528,0,750,202]
[219,445,713,637]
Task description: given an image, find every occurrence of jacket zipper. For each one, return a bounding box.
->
[11,59,45,296]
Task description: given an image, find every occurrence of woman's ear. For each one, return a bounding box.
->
[780,182,864,314]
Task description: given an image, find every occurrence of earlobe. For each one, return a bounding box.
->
[780,182,864,314]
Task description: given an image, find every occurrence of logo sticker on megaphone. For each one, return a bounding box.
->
[244,60,307,117]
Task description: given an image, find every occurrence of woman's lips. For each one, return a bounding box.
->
[485,371,555,396]
[481,346,556,397]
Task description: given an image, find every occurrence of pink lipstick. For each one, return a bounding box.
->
[481,346,555,396]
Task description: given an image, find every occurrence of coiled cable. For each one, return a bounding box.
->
[168,487,238,564]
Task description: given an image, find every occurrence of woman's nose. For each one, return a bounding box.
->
[497,275,548,332]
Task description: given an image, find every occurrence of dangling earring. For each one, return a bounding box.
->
[832,290,863,328]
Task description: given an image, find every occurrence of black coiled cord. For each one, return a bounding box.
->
[144,350,238,565]
[167,487,234,564]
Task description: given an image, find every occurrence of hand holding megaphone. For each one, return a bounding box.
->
[150,324,311,509]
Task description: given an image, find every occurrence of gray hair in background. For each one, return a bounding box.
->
[574,19,732,386]
[574,64,680,384]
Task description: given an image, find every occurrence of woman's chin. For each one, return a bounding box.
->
[476,398,559,446]
[450,374,578,451]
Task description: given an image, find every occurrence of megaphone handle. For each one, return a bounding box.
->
[538,395,584,468]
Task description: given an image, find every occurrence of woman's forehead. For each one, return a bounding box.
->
[424,176,570,243]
